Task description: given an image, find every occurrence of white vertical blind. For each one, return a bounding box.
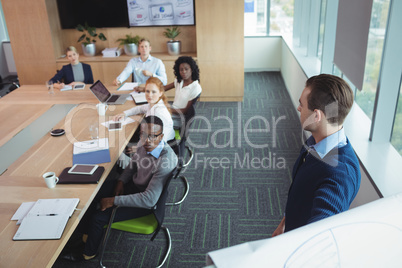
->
[333,0,373,90]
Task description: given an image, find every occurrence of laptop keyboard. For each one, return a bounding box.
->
[108,95,119,102]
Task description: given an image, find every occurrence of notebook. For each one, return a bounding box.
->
[13,198,79,240]
[58,166,105,184]
[130,91,147,105]
[90,80,129,105]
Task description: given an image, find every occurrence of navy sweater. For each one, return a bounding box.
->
[50,63,94,84]
[285,139,361,232]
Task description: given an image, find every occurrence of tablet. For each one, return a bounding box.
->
[68,164,98,175]
[109,122,122,131]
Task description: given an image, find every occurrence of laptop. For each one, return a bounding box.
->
[89,80,129,105]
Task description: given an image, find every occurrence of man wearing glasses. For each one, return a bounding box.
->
[61,115,177,262]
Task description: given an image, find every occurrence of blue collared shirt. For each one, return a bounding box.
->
[147,140,165,159]
[116,55,167,85]
[305,128,347,159]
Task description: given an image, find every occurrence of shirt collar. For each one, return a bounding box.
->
[147,140,165,159]
[137,54,153,63]
[305,127,347,159]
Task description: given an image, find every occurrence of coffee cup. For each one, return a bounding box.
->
[43,172,59,189]
[96,103,108,116]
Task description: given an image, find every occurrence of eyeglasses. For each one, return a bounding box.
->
[140,132,163,141]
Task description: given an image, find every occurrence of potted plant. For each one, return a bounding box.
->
[163,26,181,55]
[117,34,141,56]
[76,23,107,57]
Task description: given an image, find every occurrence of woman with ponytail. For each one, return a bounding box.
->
[115,77,175,142]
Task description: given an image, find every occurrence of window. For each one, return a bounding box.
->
[317,0,327,60]
[270,0,294,36]
[244,0,294,36]
[244,0,268,36]
[391,79,402,155]
[355,0,390,119]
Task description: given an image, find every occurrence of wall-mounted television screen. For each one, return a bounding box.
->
[57,0,195,29]
[127,0,195,27]
[57,0,129,29]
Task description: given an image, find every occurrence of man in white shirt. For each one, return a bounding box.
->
[113,39,167,90]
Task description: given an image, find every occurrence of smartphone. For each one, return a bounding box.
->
[68,164,98,175]
[73,83,85,90]
[109,122,122,131]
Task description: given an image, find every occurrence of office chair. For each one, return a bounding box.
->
[165,147,189,206]
[165,94,200,206]
[0,75,19,95]
[175,93,200,167]
[98,167,179,268]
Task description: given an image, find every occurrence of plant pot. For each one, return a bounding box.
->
[81,43,96,57]
[167,40,181,56]
[124,43,138,56]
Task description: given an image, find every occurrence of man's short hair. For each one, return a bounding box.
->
[305,74,354,125]
[142,115,163,129]
[139,38,151,46]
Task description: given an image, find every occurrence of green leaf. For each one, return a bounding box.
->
[88,27,96,37]
[76,24,84,32]
[77,34,86,42]
[98,33,107,41]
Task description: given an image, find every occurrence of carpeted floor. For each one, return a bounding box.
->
[53,71,302,268]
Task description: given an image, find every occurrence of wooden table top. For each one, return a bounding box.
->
[0,84,125,104]
[0,175,98,267]
[0,103,53,147]
[0,85,143,267]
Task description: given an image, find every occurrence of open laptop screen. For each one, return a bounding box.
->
[90,80,111,103]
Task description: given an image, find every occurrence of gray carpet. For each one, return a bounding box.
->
[53,72,302,267]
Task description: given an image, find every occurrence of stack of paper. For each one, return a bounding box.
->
[12,198,79,240]
[117,82,139,91]
[102,47,122,57]
[73,138,111,165]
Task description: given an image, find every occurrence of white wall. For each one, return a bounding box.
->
[244,37,281,72]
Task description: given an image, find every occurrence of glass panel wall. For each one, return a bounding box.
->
[391,78,402,155]
[270,0,294,36]
[355,0,390,119]
[244,0,294,36]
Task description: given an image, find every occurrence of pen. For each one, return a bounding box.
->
[37,213,58,216]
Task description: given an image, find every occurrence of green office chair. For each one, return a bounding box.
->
[98,167,178,268]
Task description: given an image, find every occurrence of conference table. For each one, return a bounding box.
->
[0,84,142,267]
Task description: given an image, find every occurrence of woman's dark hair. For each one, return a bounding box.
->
[173,56,200,83]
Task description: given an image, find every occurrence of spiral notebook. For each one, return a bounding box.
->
[13,198,79,240]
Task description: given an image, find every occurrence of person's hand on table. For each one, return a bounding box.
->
[114,180,124,196]
[53,82,65,90]
[100,197,115,211]
[134,85,145,92]
[114,113,126,122]
[113,79,121,86]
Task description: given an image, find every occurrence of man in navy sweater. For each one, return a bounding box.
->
[272,74,361,236]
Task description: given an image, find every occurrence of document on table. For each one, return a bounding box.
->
[73,138,109,154]
[12,198,79,240]
[60,85,73,91]
[118,82,138,91]
[73,138,111,165]
[101,117,135,129]
[129,91,147,104]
